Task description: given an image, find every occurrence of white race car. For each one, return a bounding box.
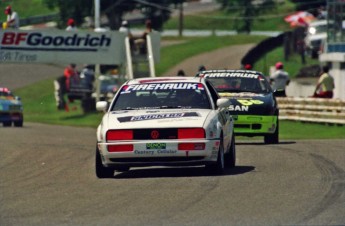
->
[95,77,236,178]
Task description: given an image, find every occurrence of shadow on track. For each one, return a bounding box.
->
[112,165,255,179]
[236,141,296,145]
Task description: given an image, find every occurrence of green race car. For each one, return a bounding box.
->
[197,70,279,144]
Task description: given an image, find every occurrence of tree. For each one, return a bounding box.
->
[43,0,94,29]
[216,0,276,33]
[43,0,181,30]
[139,0,172,31]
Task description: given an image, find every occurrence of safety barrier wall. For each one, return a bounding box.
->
[276,97,345,125]
[20,14,58,27]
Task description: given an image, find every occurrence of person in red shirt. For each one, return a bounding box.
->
[63,64,79,91]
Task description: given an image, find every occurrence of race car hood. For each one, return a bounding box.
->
[219,92,276,115]
[101,109,212,130]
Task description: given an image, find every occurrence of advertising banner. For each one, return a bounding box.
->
[0,30,126,64]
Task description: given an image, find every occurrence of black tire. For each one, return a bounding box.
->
[264,119,279,144]
[3,121,11,127]
[14,120,23,127]
[225,133,236,168]
[206,137,225,175]
[95,147,114,178]
[82,97,96,114]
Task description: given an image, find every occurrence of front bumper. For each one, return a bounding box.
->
[233,115,277,136]
[97,139,220,168]
[0,111,23,123]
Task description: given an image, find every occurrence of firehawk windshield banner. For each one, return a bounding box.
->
[0,30,126,64]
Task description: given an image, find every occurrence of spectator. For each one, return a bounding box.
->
[119,20,135,52]
[177,69,186,77]
[134,19,153,54]
[244,64,252,70]
[53,76,67,110]
[119,20,132,37]
[141,19,153,38]
[198,65,206,72]
[66,18,77,31]
[63,64,79,91]
[317,6,327,19]
[297,38,306,65]
[80,64,95,90]
[4,5,19,29]
[270,62,290,97]
[313,65,335,98]
[65,19,79,96]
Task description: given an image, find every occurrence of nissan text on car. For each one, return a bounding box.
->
[95,77,236,178]
[197,70,279,144]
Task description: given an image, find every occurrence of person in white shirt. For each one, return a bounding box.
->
[270,62,290,97]
[4,5,20,29]
[66,18,77,31]
[119,20,136,52]
[119,20,132,37]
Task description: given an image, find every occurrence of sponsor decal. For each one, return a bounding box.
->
[0,30,124,64]
[219,92,265,97]
[122,83,203,92]
[134,150,177,155]
[1,32,111,51]
[157,150,177,154]
[237,99,264,106]
[229,105,249,111]
[205,72,259,79]
[150,130,160,139]
[134,150,155,155]
[228,99,263,112]
[146,143,167,149]
[117,112,200,122]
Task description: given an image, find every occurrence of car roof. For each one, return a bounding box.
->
[0,87,11,93]
[196,69,265,77]
[125,76,204,85]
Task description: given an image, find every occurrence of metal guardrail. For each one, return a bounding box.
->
[20,14,58,27]
[277,97,345,125]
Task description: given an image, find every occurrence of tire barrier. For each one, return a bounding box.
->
[277,97,345,125]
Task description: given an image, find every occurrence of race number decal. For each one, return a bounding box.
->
[237,99,264,106]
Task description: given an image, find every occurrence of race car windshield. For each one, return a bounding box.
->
[0,91,15,100]
[111,82,211,110]
[207,76,271,94]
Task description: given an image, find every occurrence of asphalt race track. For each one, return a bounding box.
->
[1,123,344,226]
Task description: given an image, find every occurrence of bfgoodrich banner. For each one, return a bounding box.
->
[0,30,126,64]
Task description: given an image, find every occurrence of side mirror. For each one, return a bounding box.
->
[96,101,108,112]
[15,96,21,101]
[216,98,230,108]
